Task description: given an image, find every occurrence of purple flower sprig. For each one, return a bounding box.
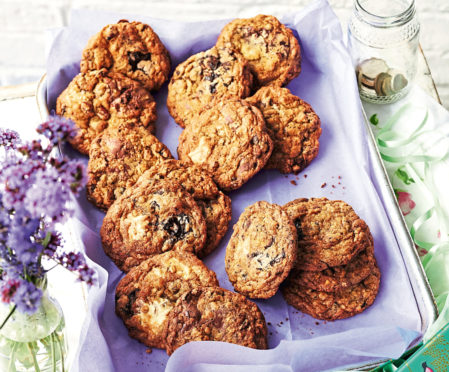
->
[0,116,95,317]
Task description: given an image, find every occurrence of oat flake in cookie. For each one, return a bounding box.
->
[86,125,173,211]
[225,201,297,299]
[283,198,373,271]
[56,69,157,154]
[167,46,253,128]
[165,287,268,355]
[141,159,232,257]
[81,20,171,91]
[115,251,219,349]
[100,177,206,272]
[177,99,273,191]
[246,86,321,174]
[216,14,301,87]
[281,265,381,320]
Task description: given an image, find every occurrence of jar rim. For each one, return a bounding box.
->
[355,0,416,27]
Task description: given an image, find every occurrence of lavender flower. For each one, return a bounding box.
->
[0,128,20,150]
[12,280,42,314]
[37,116,77,145]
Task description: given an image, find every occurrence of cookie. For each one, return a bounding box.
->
[167,46,253,128]
[225,201,297,299]
[115,251,219,349]
[165,286,268,355]
[290,242,376,292]
[281,265,380,320]
[87,126,173,211]
[283,198,373,271]
[56,69,157,154]
[246,86,321,174]
[101,177,206,272]
[216,15,301,87]
[81,20,171,91]
[177,99,273,191]
[142,160,232,256]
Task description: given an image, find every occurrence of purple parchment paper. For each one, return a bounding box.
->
[46,1,422,371]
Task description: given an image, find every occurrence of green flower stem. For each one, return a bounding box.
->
[50,332,56,372]
[56,332,65,372]
[0,305,17,330]
[8,342,18,372]
[26,342,40,372]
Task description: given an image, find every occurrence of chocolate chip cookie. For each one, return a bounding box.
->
[281,265,380,320]
[165,286,268,355]
[225,201,297,299]
[216,15,301,87]
[246,86,321,174]
[290,242,376,293]
[142,160,232,257]
[56,69,157,154]
[87,126,173,211]
[81,20,171,91]
[177,99,273,191]
[101,177,206,272]
[115,251,219,349]
[167,46,253,128]
[283,198,373,271]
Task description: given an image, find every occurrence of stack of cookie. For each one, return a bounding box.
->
[168,15,322,190]
[225,198,380,320]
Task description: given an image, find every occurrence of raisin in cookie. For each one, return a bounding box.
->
[246,86,321,174]
[165,287,268,355]
[177,99,273,191]
[115,251,219,349]
[142,160,232,257]
[283,198,373,271]
[282,265,380,320]
[290,241,377,292]
[56,69,156,154]
[86,126,173,211]
[216,15,301,87]
[225,201,297,299]
[167,46,253,128]
[81,20,171,91]
[101,177,206,272]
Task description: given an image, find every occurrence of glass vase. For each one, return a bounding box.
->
[0,278,67,372]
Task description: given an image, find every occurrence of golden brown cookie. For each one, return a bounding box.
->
[101,177,206,272]
[283,198,373,271]
[81,20,171,91]
[142,160,232,257]
[290,242,377,292]
[177,99,273,191]
[167,46,253,128]
[216,15,301,87]
[87,126,173,211]
[281,265,380,320]
[165,286,268,355]
[246,86,321,174]
[225,201,297,299]
[56,69,157,154]
[115,251,219,349]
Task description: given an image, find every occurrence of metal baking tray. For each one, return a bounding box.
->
[35,75,437,371]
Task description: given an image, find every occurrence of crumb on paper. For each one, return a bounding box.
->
[146,349,152,354]
[290,180,297,186]
[321,182,327,188]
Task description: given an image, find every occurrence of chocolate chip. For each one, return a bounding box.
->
[269,251,285,266]
[294,218,304,240]
[163,214,192,240]
[209,83,217,94]
[123,289,138,317]
[127,51,152,72]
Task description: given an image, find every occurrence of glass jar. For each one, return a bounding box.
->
[348,0,420,104]
[0,277,67,372]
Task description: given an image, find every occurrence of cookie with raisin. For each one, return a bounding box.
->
[81,20,171,91]
[165,287,268,355]
[216,15,301,87]
[177,99,273,191]
[283,198,373,271]
[115,251,218,349]
[225,201,297,299]
[56,69,156,154]
[167,46,253,128]
[87,126,173,211]
[246,86,321,174]
[101,177,206,272]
